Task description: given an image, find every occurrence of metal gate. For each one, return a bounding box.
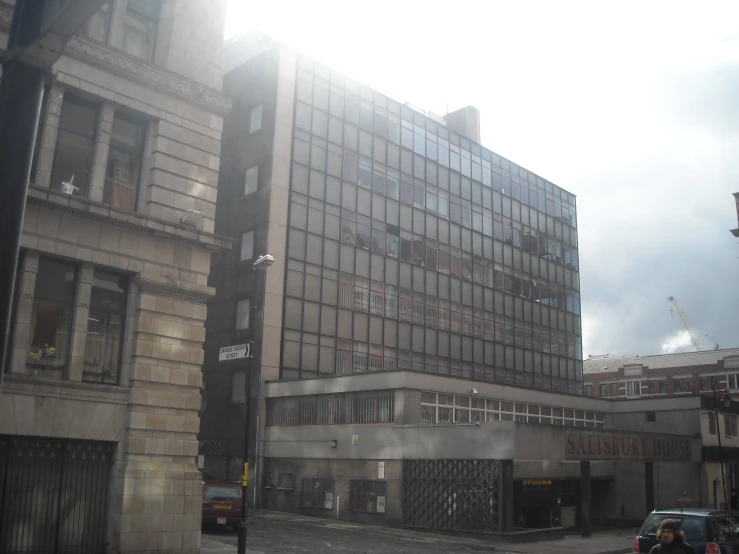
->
[0,436,114,554]
[403,459,500,532]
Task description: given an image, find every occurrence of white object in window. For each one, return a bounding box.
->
[245,165,258,195]
[249,105,263,133]
[240,231,254,261]
[235,299,250,330]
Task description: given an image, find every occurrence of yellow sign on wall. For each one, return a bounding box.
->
[242,462,249,486]
[523,479,552,486]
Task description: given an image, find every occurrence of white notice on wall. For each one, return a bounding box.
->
[378,461,385,479]
[324,491,333,510]
[352,434,359,445]
[376,495,386,513]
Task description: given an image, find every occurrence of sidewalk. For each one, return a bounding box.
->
[201,509,637,554]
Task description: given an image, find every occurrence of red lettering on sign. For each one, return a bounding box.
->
[567,434,575,455]
[565,433,692,461]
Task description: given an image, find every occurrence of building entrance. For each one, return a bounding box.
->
[0,436,113,554]
[402,459,500,532]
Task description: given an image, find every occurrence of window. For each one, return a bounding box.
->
[122,0,160,60]
[26,258,77,379]
[645,411,656,423]
[203,485,241,501]
[83,270,127,384]
[709,413,717,435]
[50,95,98,197]
[700,377,709,392]
[584,384,592,397]
[351,480,387,514]
[235,299,250,330]
[610,383,618,396]
[249,105,263,134]
[245,165,258,195]
[267,392,394,425]
[231,370,246,403]
[599,384,607,397]
[104,112,145,210]
[674,378,683,393]
[240,231,254,261]
[83,2,111,42]
[725,414,737,438]
[301,478,334,509]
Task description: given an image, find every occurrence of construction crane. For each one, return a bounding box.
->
[667,296,719,351]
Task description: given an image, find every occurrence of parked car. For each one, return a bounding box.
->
[202,480,242,531]
[635,510,739,554]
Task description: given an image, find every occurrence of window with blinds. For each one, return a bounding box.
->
[267,391,394,426]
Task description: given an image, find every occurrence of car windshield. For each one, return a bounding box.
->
[640,515,706,544]
[203,486,241,501]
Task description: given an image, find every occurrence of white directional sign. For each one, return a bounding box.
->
[218,343,250,361]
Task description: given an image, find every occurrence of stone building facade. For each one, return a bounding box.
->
[0,2,230,553]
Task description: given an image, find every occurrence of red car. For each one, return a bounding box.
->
[202,480,242,531]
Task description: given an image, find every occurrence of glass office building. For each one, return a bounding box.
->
[280,58,582,393]
[201,35,585,520]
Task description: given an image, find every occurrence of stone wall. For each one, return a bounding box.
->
[262,458,403,527]
[0,1,230,553]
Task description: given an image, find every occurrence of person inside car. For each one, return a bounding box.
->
[649,519,697,554]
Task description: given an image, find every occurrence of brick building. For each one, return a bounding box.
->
[0,2,230,553]
[584,349,739,510]
[583,349,739,399]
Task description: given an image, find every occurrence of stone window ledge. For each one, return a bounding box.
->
[2,373,130,405]
[27,185,232,252]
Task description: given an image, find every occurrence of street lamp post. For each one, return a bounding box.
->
[237,254,274,554]
[712,386,733,509]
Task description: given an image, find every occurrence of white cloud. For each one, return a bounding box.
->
[661,331,694,354]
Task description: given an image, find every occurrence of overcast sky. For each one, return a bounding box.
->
[226,0,739,357]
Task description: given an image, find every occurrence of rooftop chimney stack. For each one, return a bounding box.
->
[444,105,481,144]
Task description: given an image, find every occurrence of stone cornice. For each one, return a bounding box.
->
[135,275,213,305]
[64,37,232,115]
[0,3,231,116]
[27,185,232,253]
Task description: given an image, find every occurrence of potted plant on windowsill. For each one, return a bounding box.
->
[26,344,63,379]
